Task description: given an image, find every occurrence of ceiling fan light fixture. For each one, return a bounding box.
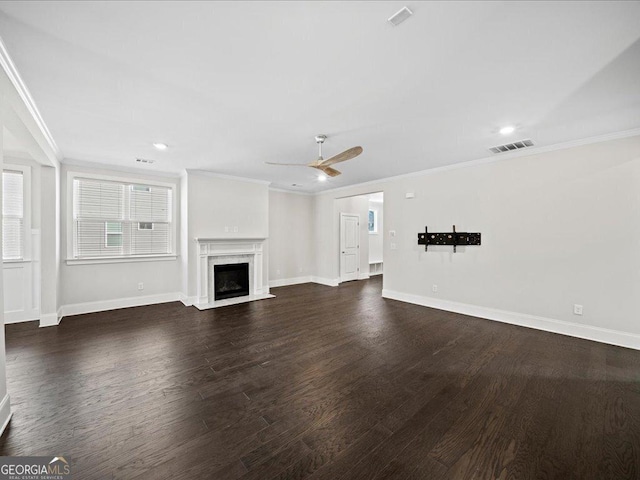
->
[265,135,362,178]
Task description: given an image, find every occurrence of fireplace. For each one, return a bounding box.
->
[195,238,273,309]
[214,263,250,300]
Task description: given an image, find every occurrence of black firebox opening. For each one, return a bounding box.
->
[214,263,250,300]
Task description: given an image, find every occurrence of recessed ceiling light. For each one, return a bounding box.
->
[499,126,515,135]
[388,6,413,26]
[318,174,327,182]
[153,142,168,150]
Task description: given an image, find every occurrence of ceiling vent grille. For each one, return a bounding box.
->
[136,158,155,164]
[488,139,534,154]
[388,6,413,26]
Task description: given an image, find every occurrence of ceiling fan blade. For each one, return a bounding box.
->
[265,161,312,167]
[319,146,363,167]
[317,166,341,177]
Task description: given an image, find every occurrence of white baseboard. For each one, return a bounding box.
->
[179,294,197,307]
[382,289,640,351]
[39,312,61,328]
[4,308,39,324]
[311,276,340,287]
[270,276,312,288]
[358,273,370,280]
[58,292,183,320]
[0,394,12,438]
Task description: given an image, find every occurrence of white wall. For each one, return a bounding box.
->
[368,199,383,264]
[59,164,182,311]
[185,172,269,300]
[268,190,313,286]
[312,135,640,348]
[180,173,189,297]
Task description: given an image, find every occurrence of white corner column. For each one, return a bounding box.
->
[0,114,13,434]
[39,164,60,327]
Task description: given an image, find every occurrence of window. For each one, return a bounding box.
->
[2,170,24,260]
[72,176,173,259]
[368,209,378,234]
[105,221,123,247]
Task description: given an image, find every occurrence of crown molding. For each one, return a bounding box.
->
[185,169,272,186]
[0,35,62,161]
[318,127,640,196]
[61,157,182,179]
[268,186,313,196]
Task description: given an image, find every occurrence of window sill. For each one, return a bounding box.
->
[66,254,178,266]
[3,259,31,265]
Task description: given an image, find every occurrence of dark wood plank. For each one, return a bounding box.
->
[1,277,639,479]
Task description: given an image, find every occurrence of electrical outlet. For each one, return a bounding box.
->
[573,304,583,315]
[138,282,144,291]
[389,230,396,237]
[233,226,238,233]
[432,285,438,293]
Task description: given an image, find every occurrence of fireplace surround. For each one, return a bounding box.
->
[195,238,274,309]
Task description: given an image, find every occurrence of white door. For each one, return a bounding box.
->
[340,213,360,283]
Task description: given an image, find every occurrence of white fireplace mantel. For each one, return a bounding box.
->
[194,237,273,309]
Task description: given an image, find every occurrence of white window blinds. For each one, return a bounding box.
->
[73,178,172,258]
[2,170,24,260]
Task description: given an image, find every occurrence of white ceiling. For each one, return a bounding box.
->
[0,1,639,192]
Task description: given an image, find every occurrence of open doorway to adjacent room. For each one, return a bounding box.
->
[337,191,383,284]
[367,192,383,277]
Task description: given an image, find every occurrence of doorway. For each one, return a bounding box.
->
[337,191,384,284]
[367,192,384,276]
[340,213,360,282]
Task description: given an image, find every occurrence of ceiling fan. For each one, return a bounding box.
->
[265,135,363,177]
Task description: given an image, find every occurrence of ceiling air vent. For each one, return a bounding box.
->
[388,6,413,26]
[136,158,155,164]
[488,139,534,154]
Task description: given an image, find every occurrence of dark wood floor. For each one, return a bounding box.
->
[1,277,640,479]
